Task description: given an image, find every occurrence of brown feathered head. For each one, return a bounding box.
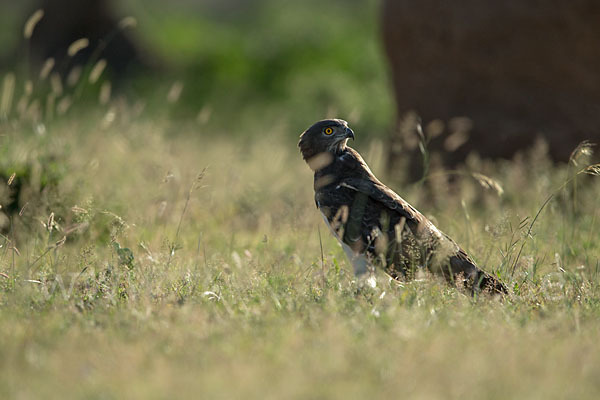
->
[298,119,355,170]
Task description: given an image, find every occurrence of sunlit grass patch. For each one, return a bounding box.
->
[0,98,599,398]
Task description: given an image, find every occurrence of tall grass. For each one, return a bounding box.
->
[1,85,599,397]
[0,6,600,400]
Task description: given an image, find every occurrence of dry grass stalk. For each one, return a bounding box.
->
[444,130,469,152]
[471,172,504,196]
[7,173,16,186]
[71,206,88,214]
[67,38,90,57]
[24,80,33,96]
[57,96,72,115]
[19,202,29,217]
[45,93,56,120]
[89,59,107,84]
[99,82,111,105]
[67,66,82,87]
[50,73,63,95]
[27,99,41,121]
[47,212,55,232]
[569,140,595,166]
[425,119,444,140]
[118,17,137,29]
[582,163,600,176]
[39,58,55,80]
[167,81,184,103]
[196,106,212,124]
[1,73,16,117]
[55,236,67,247]
[16,95,28,118]
[167,168,207,266]
[24,9,44,39]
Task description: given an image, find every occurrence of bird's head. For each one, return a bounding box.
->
[298,119,355,170]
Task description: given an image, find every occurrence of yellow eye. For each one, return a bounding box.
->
[324,127,334,135]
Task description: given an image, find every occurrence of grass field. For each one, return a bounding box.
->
[1,104,599,399]
[1,2,600,398]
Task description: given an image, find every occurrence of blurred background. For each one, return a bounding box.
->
[1,0,600,179]
[1,4,600,398]
[0,0,392,139]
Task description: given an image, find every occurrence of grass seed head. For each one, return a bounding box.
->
[569,140,595,166]
[67,38,89,57]
[7,173,16,186]
[89,59,107,84]
[47,212,55,232]
[24,9,44,39]
[39,58,55,80]
[583,163,600,176]
[167,81,184,103]
[472,172,504,196]
[50,73,63,95]
[67,66,82,87]
[0,73,16,117]
[99,82,111,105]
[118,17,137,30]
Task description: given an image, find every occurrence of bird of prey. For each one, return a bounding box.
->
[299,119,507,294]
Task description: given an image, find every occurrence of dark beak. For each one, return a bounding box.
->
[345,127,355,140]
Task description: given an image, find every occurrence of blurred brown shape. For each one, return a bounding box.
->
[24,0,152,80]
[382,0,600,180]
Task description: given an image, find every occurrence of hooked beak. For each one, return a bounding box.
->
[345,126,355,140]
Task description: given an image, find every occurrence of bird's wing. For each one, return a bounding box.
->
[340,177,422,224]
[338,174,507,294]
[339,176,454,252]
